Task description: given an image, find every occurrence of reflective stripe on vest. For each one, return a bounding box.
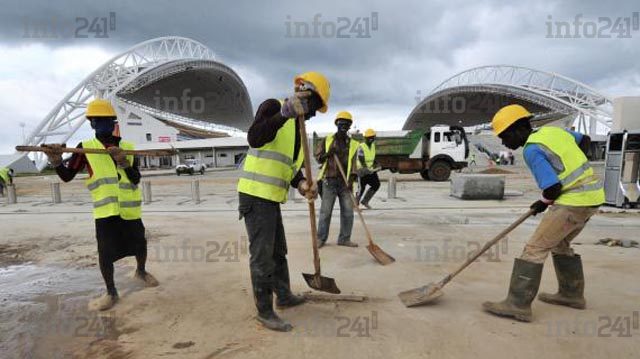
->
[525,127,604,206]
[318,134,360,180]
[87,177,119,191]
[0,167,9,183]
[358,142,376,169]
[237,117,303,203]
[83,138,142,220]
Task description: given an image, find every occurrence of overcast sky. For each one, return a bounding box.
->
[1,0,639,153]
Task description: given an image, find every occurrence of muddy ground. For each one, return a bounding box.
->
[1,164,639,358]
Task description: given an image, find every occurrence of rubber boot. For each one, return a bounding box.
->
[482,258,543,322]
[538,254,586,309]
[252,276,292,332]
[273,258,307,309]
[360,188,376,209]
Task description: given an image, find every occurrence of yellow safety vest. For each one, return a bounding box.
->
[237,117,304,203]
[82,139,142,220]
[318,134,359,180]
[525,127,604,207]
[357,142,376,170]
[0,167,9,184]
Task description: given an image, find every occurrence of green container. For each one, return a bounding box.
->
[313,130,425,157]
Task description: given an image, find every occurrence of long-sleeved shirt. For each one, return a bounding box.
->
[55,136,141,185]
[246,98,305,188]
[523,129,583,190]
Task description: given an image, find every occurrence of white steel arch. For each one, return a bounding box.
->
[23,36,218,170]
[428,65,613,133]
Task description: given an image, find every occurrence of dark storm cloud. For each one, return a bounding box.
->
[2,0,639,114]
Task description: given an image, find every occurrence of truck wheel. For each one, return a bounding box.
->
[420,169,430,180]
[429,160,451,181]
[189,169,194,175]
[200,168,205,175]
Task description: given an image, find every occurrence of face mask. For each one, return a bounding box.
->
[92,119,116,138]
[336,120,351,135]
[365,137,375,145]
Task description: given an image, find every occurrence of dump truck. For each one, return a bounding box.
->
[313,125,469,181]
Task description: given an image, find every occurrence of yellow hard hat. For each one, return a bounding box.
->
[491,104,532,135]
[364,128,376,137]
[86,99,116,118]
[335,111,353,123]
[294,71,330,113]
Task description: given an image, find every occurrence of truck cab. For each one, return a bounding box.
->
[312,125,468,182]
[420,125,469,181]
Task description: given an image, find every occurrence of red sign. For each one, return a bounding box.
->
[158,136,171,143]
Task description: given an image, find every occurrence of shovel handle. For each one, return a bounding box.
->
[438,208,536,288]
[333,154,375,246]
[16,145,176,157]
[297,115,321,275]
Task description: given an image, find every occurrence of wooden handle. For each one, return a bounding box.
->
[438,209,535,287]
[297,115,321,276]
[16,145,176,157]
[333,154,375,246]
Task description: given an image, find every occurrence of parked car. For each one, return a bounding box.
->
[176,159,206,175]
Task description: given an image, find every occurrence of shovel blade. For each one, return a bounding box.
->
[367,243,395,265]
[398,283,444,307]
[302,273,341,294]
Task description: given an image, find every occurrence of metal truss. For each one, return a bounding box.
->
[428,65,613,136]
[22,36,217,170]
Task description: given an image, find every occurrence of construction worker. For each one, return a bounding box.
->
[237,71,328,332]
[315,111,359,248]
[356,128,380,209]
[0,167,13,197]
[43,99,158,311]
[469,153,477,166]
[483,104,604,322]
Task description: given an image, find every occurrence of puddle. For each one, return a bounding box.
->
[0,263,142,358]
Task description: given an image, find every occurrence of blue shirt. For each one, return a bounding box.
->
[523,129,583,190]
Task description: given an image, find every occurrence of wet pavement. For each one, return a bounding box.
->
[0,263,143,358]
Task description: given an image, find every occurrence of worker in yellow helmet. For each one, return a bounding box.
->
[356,128,380,209]
[0,167,14,197]
[314,111,360,248]
[42,98,158,311]
[483,104,604,322]
[237,71,328,332]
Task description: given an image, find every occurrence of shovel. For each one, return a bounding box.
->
[333,154,395,265]
[16,145,177,157]
[398,208,535,307]
[298,115,340,294]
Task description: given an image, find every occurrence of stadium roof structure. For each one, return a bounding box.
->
[403,65,613,140]
[19,36,253,171]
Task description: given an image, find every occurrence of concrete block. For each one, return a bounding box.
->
[450,174,505,200]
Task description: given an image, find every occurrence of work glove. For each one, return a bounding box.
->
[298,180,318,200]
[107,146,130,168]
[42,143,65,167]
[280,91,313,118]
[530,199,552,216]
